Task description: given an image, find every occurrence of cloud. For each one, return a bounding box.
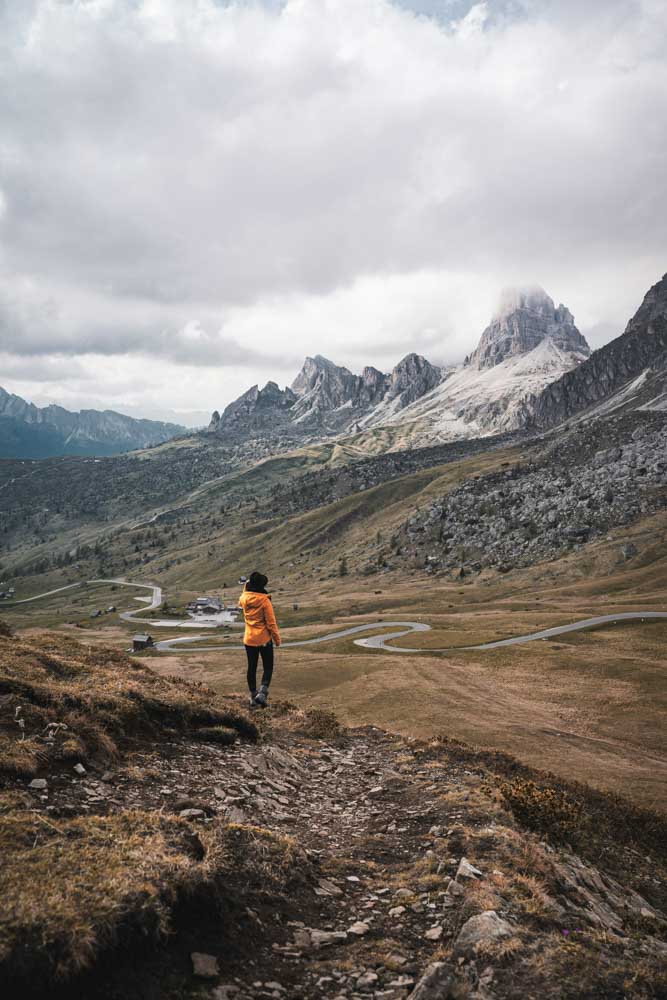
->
[0,0,665,414]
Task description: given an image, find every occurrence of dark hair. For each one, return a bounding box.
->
[246,571,268,593]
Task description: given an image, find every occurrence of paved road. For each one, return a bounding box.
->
[352,611,667,652]
[153,621,431,652]
[3,582,82,605]
[6,578,667,653]
[154,612,667,653]
[88,578,164,624]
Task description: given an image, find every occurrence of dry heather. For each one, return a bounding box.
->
[0,627,258,780]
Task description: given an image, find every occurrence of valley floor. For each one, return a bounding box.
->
[8,510,666,815]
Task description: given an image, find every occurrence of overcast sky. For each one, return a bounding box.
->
[0,0,665,425]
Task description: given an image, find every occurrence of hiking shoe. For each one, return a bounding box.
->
[255,685,269,708]
[249,690,259,709]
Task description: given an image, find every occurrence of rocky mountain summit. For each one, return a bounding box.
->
[371,290,590,443]
[467,287,589,370]
[529,273,667,428]
[208,353,443,445]
[0,387,185,459]
[207,287,587,454]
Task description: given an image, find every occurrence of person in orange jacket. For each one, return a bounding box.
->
[238,571,281,708]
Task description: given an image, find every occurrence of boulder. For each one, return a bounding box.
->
[348,920,370,936]
[407,962,454,999]
[456,858,483,880]
[191,952,219,978]
[454,911,513,956]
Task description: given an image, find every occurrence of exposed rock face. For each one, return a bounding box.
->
[394,414,667,578]
[0,387,185,459]
[210,353,442,445]
[469,287,590,370]
[529,273,667,429]
[290,355,380,425]
[206,286,590,454]
[385,353,442,408]
[216,381,297,436]
[289,353,442,427]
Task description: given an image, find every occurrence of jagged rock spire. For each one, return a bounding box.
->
[469,286,590,370]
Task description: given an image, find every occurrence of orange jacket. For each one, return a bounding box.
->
[239,589,281,647]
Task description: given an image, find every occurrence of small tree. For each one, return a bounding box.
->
[338,556,348,577]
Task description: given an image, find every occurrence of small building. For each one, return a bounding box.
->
[132,634,154,651]
[187,596,223,615]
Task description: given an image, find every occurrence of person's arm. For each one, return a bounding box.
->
[263,597,281,646]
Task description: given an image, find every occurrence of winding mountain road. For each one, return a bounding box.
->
[3,582,82,605]
[153,612,667,653]
[5,578,667,654]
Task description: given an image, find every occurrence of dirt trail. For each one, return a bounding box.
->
[42,712,666,1000]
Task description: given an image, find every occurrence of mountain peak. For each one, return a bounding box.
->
[290,355,350,397]
[496,286,553,318]
[469,286,590,370]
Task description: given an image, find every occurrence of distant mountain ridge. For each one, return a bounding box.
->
[208,286,589,450]
[0,388,186,458]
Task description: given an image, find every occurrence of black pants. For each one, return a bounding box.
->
[245,641,274,692]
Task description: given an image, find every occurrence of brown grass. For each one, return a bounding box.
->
[0,632,297,991]
[0,632,258,780]
[0,802,308,990]
[256,700,342,740]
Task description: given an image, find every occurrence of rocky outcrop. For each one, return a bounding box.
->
[468,287,589,370]
[210,353,443,445]
[394,413,667,577]
[0,387,185,459]
[290,355,384,426]
[290,353,442,428]
[385,353,442,408]
[529,273,667,428]
[215,381,297,436]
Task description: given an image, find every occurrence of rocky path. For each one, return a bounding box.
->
[40,712,666,1000]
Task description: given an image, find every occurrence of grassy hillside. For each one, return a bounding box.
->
[0,428,523,598]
